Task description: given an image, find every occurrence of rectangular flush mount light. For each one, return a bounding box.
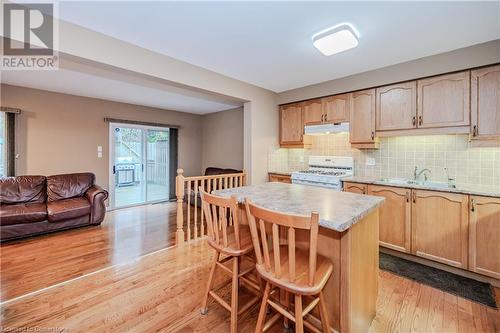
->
[312,23,359,56]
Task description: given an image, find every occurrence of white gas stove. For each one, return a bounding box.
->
[291,156,354,190]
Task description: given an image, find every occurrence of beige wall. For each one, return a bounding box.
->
[201,108,244,171]
[55,20,278,184]
[278,40,500,104]
[0,84,204,190]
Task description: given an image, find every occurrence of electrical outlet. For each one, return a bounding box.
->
[366,157,376,166]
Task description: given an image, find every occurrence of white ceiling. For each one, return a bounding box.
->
[1,69,242,114]
[53,1,500,92]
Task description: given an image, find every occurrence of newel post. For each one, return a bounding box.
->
[242,169,247,186]
[175,168,185,244]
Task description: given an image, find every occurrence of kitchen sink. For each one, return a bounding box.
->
[378,178,456,189]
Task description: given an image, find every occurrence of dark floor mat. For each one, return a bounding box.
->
[379,252,497,308]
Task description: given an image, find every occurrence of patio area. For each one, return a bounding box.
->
[115,182,170,207]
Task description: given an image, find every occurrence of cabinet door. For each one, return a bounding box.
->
[280,104,304,145]
[471,65,500,141]
[411,190,468,268]
[350,89,376,143]
[417,71,470,128]
[322,94,350,123]
[469,196,500,279]
[369,185,411,253]
[376,82,417,131]
[303,99,323,125]
[343,182,367,194]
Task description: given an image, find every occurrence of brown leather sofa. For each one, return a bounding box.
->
[0,173,108,241]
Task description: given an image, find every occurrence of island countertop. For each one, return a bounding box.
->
[213,182,384,232]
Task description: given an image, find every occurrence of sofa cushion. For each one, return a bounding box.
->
[47,197,91,222]
[47,173,95,202]
[0,203,48,226]
[204,167,241,176]
[0,176,46,204]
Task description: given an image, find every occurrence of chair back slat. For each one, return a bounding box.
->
[288,227,296,282]
[272,224,281,278]
[245,198,319,286]
[200,189,241,251]
[259,219,271,271]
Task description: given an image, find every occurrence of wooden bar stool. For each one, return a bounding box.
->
[200,189,260,333]
[244,198,333,333]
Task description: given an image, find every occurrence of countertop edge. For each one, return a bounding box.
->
[320,198,384,232]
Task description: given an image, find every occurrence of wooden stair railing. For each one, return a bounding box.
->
[175,168,246,244]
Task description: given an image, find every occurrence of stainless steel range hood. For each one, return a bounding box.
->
[304,122,349,135]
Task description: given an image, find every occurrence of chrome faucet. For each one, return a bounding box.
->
[414,166,431,182]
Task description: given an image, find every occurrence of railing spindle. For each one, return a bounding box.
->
[194,179,198,239]
[200,180,205,237]
[187,180,191,241]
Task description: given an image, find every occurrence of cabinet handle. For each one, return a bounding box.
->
[324,114,327,122]
[405,191,410,202]
[371,131,375,140]
[412,116,416,126]
[471,199,475,212]
[472,125,478,137]
[412,191,416,203]
[418,115,423,126]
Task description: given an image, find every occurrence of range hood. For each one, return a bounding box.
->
[304,122,349,135]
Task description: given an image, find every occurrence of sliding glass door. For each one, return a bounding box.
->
[110,124,170,209]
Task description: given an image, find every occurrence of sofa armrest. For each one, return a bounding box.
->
[85,185,108,225]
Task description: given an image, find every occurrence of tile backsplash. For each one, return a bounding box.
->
[268,133,500,188]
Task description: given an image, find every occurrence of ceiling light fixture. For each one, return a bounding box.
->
[312,23,360,56]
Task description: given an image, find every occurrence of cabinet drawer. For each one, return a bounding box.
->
[343,182,367,194]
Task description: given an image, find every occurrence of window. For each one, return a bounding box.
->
[0,112,6,177]
[0,108,19,177]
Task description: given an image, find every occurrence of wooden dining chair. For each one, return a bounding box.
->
[244,198,333,333]
[200,189,260,333]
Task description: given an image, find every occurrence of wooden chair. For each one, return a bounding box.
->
[244,198,333,333]
[200,189,260,333]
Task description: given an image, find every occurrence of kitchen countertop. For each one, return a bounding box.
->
[268,171,293,176]
[343,176,500,198]
[213,182,384,232]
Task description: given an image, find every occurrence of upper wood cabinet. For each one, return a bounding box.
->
[411,190,469,269]
[343,182,367,194]
[303,99,323,125]
[471,65,500,144]
[417,71,470,129]
[322,93,351,123]
[469,196,500,279]
[369,185,411,253]
[280,103,309,148]
[376,82,417,131]
[350,89,376,146]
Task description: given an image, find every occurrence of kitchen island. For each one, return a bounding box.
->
[214,182,384,333]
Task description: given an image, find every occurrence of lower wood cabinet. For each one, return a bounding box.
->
[268,173,291,184]
[347,182,500,278]
[411,190,469,269]
[343,182,367,194]
[369,185,411,253]
[469,196,500,279]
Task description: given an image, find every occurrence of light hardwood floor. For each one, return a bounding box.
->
[1,203,499,332]
[0,202,181,301]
